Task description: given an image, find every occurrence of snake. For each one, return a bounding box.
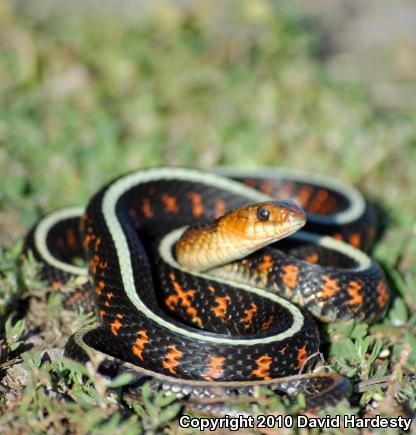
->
[23,167,390,410]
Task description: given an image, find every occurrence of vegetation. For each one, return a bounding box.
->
[0,0,415,433]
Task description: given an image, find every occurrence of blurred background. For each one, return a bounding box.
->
[0,0,414,281]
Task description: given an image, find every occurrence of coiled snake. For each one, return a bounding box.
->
[24,167,390,409]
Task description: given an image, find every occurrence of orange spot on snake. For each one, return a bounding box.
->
[99,309,105,319]
[258,254,273,273]
[296,186,313,207]
[66,228,77,250]
[105,292,114,307]
[90,255,100,274]
[165,295,178,311]
[297,345,308,369]
[110,314,123,336]
[377,281,388,308]
[320,195,336,214]
[282,265,299,289]
[309,189,329,213]
[316,189,329,202]
[319,275,340,300]
[165,274,202,327]
[95,280,105,296]
[51,280,62,290]
[187,192,204,217]
[202,356,225,381]
[333,233,343,241]
[142,198,153,218]
[350,232,361,248]
[305,252,319,264]
[212,296,231,318]
[94,237,101,252]
[214,200,226,218]
[260,181,274,195]
[208,286,216,293]
[90,255,108,274]
[261,315,274,331]
[367,226,376,241]
[132,330,149,361]
[83,233,93,250]
[162,194,178,213]
[241,303,257,328]
[251,355,272,380]
[162,345,183,374]
[347,280,363,305]
[243,178,256,188]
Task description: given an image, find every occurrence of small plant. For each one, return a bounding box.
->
[129,382,181,434]
[5,317,26,353]
[0,242,24,318]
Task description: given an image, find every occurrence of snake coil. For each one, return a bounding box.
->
[24,167,390,408]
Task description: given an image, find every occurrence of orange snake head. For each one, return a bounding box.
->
[176,200,306,272]
[218,200,306,242]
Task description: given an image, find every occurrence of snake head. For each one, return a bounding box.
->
[176,200,306,271]
[218,200,306,241]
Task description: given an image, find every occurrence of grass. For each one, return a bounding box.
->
[0,0,415,433]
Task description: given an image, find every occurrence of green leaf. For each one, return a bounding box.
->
[296,393,306,409]
[404,332,416,365]
[350,323,368,340]
[9,340,23,352]
[32,351,42,368]
[13,318,26,339]
[331,338,357,363]
[108,372,134,389]
[157,403,181,424]
[5,317,13,339]
[388,298,408,325]
[154,391,177,407]
[21,351,42,369]
[141,382,157,418]
[373,360,388,379]
[100,413,122,431]
[368,339,382,365]
[21,352,32,367]
[355,337,371,360]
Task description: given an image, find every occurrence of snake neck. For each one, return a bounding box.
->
[175,222,274,272]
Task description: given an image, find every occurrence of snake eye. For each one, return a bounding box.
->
[257,207,270,221]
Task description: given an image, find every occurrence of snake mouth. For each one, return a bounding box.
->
[225,220,304,247]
